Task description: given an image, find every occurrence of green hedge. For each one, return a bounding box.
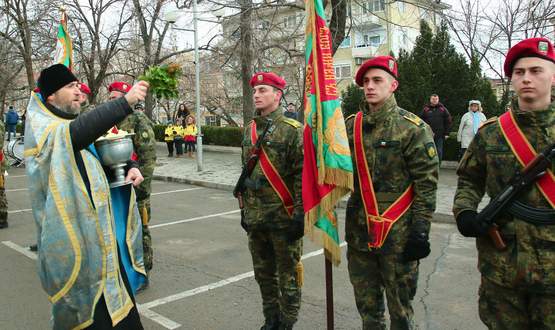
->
[153,125,244,147]
[152,124,462,160]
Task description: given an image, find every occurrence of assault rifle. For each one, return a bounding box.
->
[478,142,555,250]
[233,119,273,209]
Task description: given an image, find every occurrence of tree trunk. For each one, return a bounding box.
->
[329,0,347,54]
[239,0,254,126]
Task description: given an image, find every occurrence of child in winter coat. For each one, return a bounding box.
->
[183,115,198,158]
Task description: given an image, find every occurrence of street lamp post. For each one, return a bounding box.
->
[192,0,203,172]
[165,6,223,172]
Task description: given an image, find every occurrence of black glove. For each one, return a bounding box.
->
[403,220,431,262]
[240,210,249,233]
[287,213,305,242]
[456,210,489,237]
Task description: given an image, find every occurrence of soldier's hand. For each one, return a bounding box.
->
[456,210,488,237]
[287,212,305,242]
[240,210,249,233]
[124,81,150,106]
[403,220,431,262]
[126,167,144,187]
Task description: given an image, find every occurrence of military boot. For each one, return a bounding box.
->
[260,316,280,330]
[0,220,8,229]
[278,322,293,330]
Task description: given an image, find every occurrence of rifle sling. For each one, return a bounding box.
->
[507,200,555,225]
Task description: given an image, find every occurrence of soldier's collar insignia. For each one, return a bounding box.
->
[538,41,548,54]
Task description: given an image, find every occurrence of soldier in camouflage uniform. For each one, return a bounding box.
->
[0,119,7,229]
[454,37,555,329]
[241,72,304,330]
[109,82,157,281]
[344,56,439,330]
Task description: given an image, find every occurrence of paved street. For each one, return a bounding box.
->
[0,150,486,330]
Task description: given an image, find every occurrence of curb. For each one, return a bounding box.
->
[156,142,241,154]
[153,175,455,224]
[153,174,234,192]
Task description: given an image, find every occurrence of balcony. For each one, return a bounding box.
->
[353,13,382,29]
[352,44,378,58]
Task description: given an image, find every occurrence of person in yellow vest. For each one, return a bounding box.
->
[454,37,555,328]
[183,115,198,158]
[164,121,179,157]
[344,56,439,329]
[241,72,304,330]
[172,118,185,157]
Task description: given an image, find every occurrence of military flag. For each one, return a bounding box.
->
[303,0,353,266]
[53,11,73,70]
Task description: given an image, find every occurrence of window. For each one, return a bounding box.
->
[358,34,380,47]
[284,15,296,28]
[339,35,351,48]
[334,65,352,79]
[205,115,221,126]
[398,1,405,13]
[362,0,385,13]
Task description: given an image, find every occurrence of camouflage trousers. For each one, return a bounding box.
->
[135,171,153,273]
[248,230,303,326]
[0,175,7,225]
[347,247,419,330]
[479,277,555,329]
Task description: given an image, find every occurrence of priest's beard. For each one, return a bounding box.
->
[51,101,80,115]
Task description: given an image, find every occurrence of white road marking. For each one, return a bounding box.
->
[6,174,27,178]
[8,208,32,214]
[6,188,28,192]
[140,241,348,311]
[137,307,181,329]
[150,210,241,229]
[151,187,203,196]
[2,241,37,260]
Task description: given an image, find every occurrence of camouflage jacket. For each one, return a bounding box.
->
[118,111,157,177]
[453,100,555,292]
[345,95,439,253]
[241,109,303,230]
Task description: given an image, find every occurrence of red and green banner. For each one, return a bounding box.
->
[303,0,353,265]
[53,11,73,70]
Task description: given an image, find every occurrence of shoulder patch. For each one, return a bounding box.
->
[282,117,302,128]
[402,113,424,127]
[480,116,498,128]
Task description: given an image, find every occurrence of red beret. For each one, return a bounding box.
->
[79,82,91,95]
[355,55,398,86]
[504,37,555,77]
[249,72,286,90]
[108,81,131,93]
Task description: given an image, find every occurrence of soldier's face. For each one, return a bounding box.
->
[109,90,125,100]
[362,69,398,108]
[511,57,555,105]
[47,81,81,114]
[253,85,281,112]
[430,95,439,105]
[78,92,88,105]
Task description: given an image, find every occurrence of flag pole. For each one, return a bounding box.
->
[325,252,334,330]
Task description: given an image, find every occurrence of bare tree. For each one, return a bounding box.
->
[0,1,57,90]
[68,0,134,105]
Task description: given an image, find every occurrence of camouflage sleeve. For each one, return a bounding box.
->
[452,132,487,217]
[405,124,439,228]
[289,126,304,215]
[132,115,157,169]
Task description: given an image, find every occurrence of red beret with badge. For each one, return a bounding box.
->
[504,37,555,77]
[79,82,91,95]
[108,81,131,93]
[249,72,287,90]
[355,55,398,86]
